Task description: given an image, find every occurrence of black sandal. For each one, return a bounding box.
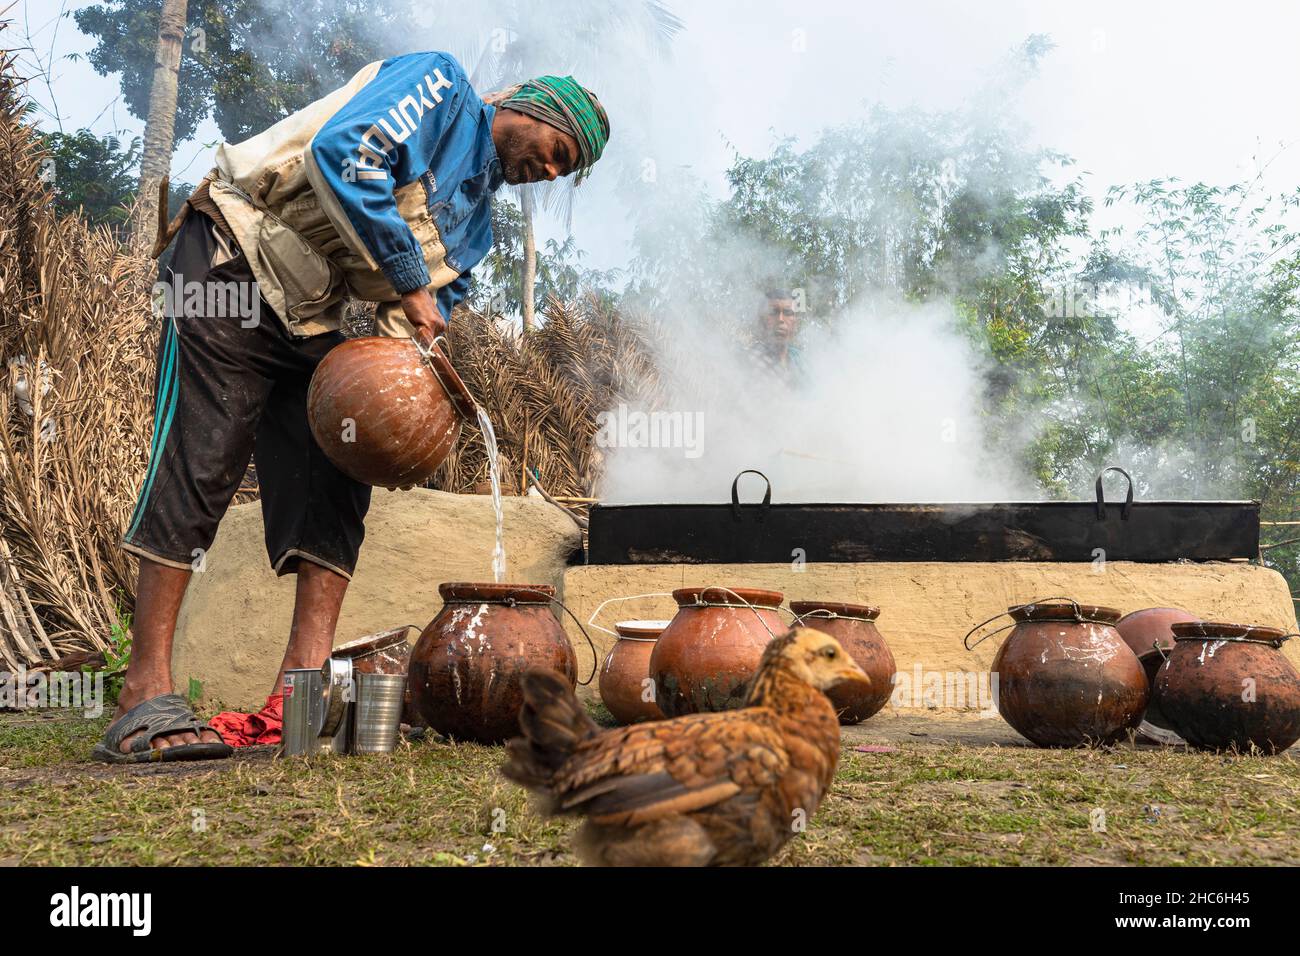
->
[91,693,233,764]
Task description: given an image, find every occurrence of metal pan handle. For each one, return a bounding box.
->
[1095,466,1134,521]
[317,657,353,736]
[731,469,772,521]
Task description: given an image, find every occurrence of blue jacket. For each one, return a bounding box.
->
[212,51,504,332]
[307,52,505,321]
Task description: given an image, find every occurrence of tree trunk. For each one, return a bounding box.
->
[520,186,537,332]
[130,0,189,249]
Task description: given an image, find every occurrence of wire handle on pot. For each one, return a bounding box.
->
[792,608,835,626]
[1174,630,1296,650]
[412,327,477,423]
[584,591,678,638]
[589,587,795,645]
[792,607,878,625]
[688,585,797,640]
[963,596,1084,651]
[509,586,601,686]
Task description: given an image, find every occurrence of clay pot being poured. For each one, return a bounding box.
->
[307,329,476,488]
[1156,621,1300,753]
[789,600,894,724]
[649,587,785,717]
[972,599,1148,748]
[1116,607,1201,745]
[408,583,576,743]
[599,620,669,724]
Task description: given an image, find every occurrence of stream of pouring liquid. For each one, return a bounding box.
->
[475,405,507,583]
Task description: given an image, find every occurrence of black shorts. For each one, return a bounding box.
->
[121,211,371,578]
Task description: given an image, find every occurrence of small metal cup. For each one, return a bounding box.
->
[350,672,406,754]
[282,668,322,757]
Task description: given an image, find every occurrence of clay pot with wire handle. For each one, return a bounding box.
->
[649,587,785,717]
[1155,622,1300,753]
[790,600,894,724]
[1116,607,1201,745]
[967,598,1148,748]
[599,620,669,724]
[409,583,594,744]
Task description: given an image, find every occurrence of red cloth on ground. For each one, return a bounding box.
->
[210,693,284,747]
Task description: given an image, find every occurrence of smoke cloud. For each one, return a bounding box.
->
[597,289,1036,504]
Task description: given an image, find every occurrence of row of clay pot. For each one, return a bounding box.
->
[599,586,896,726]
[984,600,1300,753]
[349,582,1300,755]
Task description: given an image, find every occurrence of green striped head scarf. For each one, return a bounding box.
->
[497,76,610,182]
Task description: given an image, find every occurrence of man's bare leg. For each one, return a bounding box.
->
[115,558,347,753]
[114,557,223,752]
[270,561,350,694]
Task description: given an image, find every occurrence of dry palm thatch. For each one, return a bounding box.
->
[0,31,157,667]
[434,295,663,501]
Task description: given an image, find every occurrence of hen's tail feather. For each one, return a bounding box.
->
[501,668,599,794]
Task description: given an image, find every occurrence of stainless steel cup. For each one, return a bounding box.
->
[351,672,406,753]
[282,668,321,757]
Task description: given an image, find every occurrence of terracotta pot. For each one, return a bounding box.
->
[790,600,894,724]
[408,583,576,743]
[1117,607,1201,745]
[1156,622,1300,753]
[307,332,474,488]
[649,587,785,717]
[599,620,669,724]
[333,626,411,676]
[984,600,1148,747]
[333,625,420,726]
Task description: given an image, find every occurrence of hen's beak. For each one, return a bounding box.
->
[829,662,871,691]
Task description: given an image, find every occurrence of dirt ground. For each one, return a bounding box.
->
[1,707,1296,866]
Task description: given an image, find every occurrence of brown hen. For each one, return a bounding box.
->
[501,627,870,866]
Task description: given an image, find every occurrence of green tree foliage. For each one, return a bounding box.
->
[469,196,619,316]
[43,129,140,224]
[75,0,420,143]
[1083,181,1300,583]
[41,128,192,232]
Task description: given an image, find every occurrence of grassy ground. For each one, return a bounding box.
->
[1,708,1296,866]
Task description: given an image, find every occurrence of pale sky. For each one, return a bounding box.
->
[17,0,1300,275]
